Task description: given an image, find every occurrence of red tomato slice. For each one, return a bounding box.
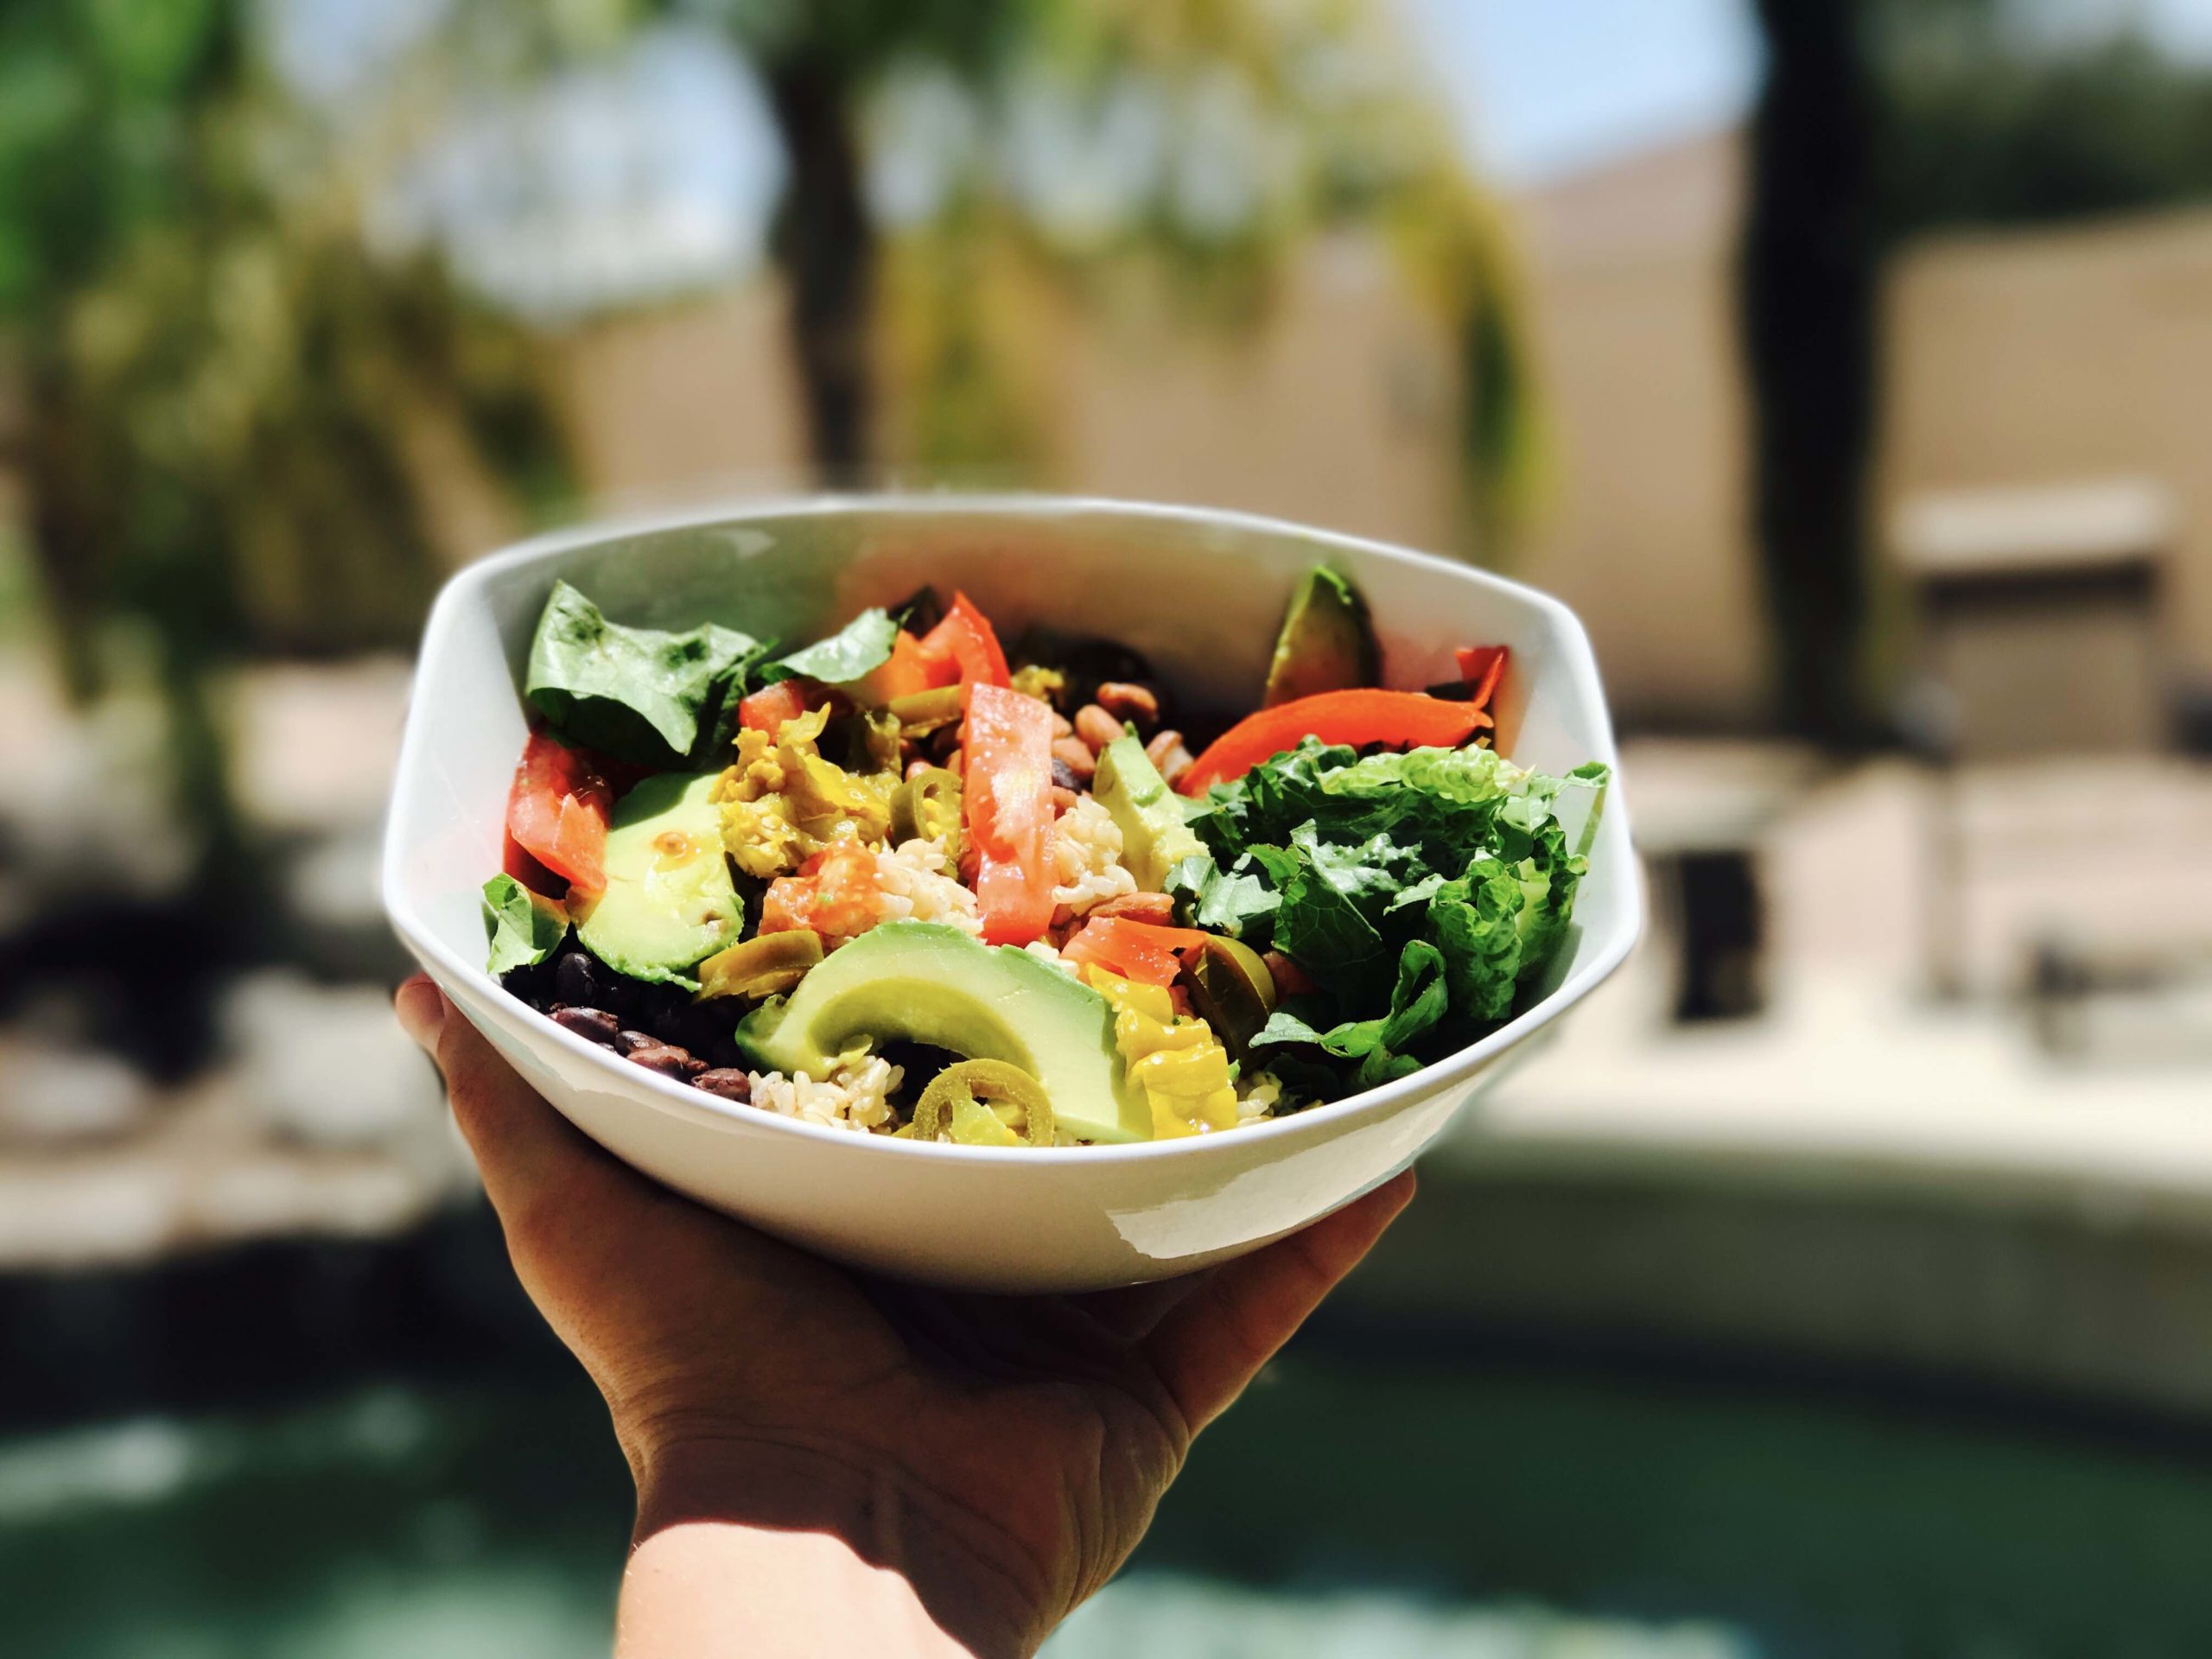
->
[1060,918,1212,987]
[918,592,1010,690]
[739,679,813,739]
[1177,689,1493,796]
[505,731,612,897]
[962,682,1056,945]
[1454,645,1509,714]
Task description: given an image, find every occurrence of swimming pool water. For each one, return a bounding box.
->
[6,1355,2212,1657]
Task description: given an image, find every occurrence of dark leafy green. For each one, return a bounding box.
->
[525,580,766,766]
[1186,737,1607,1100]
[767,607,899,686]
[483,874,568,976]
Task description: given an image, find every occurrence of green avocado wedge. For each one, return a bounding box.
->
[1262,564,1380,709]
[736,921,1148,1144]
[1094,733,1205,892]
[573,772,742,989]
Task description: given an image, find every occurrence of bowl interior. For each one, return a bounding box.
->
[385,498,1635,1107]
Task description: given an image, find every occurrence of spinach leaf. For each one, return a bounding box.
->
[770,607,899,686]
[483,874,568,976]
[525,581,766,766]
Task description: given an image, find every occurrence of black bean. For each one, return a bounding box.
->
[692,1069,753,1102]
[1050,756,1083,792]
[614,1028,661,1057]
[550,1006,621,1046]
[626,1043,706,1078]
[553,950,603,1009]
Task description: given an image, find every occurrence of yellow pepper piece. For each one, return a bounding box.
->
[1084,967,1241,1137]
[715,705,894,878]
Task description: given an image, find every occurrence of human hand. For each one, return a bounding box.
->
[396,976,1412,1657]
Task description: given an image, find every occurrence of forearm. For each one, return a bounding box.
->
[618,1441,1039,1659]
[619,1517,976,1659]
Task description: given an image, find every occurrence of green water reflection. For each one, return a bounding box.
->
[7,1357,2212,1657]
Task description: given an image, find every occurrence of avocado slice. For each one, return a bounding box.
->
[737,920,1148,1144]
[1094,733,1205,891]
[1262,564,1380,708]
[574,772,743,988]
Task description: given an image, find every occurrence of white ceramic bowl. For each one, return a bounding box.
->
[383,496,1639,1292]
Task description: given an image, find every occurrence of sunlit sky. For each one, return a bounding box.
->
[1398,0,1761,186]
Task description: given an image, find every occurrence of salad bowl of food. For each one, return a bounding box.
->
[383,496,1638,1292]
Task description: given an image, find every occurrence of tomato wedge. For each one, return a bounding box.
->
[1177,689,1494,795]
[847,629,938,705]
[962,682,1055,945]
[760,842,880,942]
[918,592,1010,690]
[1060,918,1211,987]
[505,731,612,897]
[738,679,814,739]
[1454,645,1509,713]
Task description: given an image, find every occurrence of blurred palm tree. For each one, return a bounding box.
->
[479,0,1540,549]
[0,0,569,874]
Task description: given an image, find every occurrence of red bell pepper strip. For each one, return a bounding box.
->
[505,731,612,897]
[962,682,1056,945]
[1454,645,1509,714]
[918,591,1010,690]
[1060,918,1213,987]
[846,629,938,705]
[1177,689,1494,795]
[738,679,813,739]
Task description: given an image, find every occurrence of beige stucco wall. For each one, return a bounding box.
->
[1510,134,1767,728]
[551,238,1465,562]
[1882,208,2212,689]
[542,144,2212,734]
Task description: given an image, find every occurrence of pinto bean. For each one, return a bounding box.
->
[1144,729,1194,786]
[1074,705,1122,754]
[1049,785,1082,816]
[1052,736,1097,782]
[1094,682,1160,728]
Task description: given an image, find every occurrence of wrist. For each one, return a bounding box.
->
[629,1433,1052,1659]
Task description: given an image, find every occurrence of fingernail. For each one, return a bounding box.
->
[395,976,447,1055]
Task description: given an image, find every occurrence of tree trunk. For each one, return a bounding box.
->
[765,57,877,483]
[1742,0,1878,746]
[19,354,106,702]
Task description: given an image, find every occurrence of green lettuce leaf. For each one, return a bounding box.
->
[483,874,569,976]
[1192,736,1609,1102]
[769,607,899,686]
[1254,940,1450,1090]
[525,580,766,766]
[1169,853,1279,941]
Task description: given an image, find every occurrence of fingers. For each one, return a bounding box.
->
[1074,1276,1207,1342]
[1142,1169,1415,1434]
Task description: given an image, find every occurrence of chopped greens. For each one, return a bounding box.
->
[1183,737,1606,1098]
[525,580,766,767]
